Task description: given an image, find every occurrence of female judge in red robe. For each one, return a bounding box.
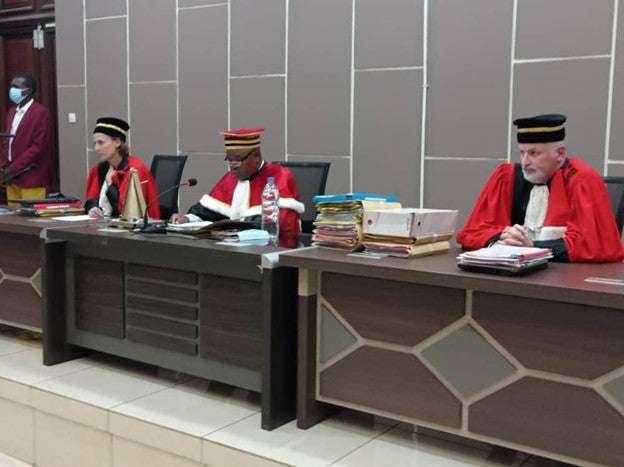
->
[457,114,623,263]
[85,117,160,219]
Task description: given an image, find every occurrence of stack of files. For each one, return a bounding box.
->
[362,233,453,259]
[311,193,401,251]
[362,208,458,258]
[457,244,553,275]
[15,200,84,217]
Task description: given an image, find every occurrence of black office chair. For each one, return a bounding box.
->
[150,155,188,220]
[273,161,330,235]
[604,176,624,235]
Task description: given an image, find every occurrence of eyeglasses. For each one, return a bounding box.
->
[224,149,257,168]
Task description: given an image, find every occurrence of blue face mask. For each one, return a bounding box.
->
[9,87,26,105]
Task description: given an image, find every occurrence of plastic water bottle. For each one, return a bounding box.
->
[261,176,280,245]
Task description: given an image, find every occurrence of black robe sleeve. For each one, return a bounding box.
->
[187,203,229,222]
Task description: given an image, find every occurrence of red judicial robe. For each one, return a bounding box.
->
[1,101,53,189]
[197,162,304,237]
[85,155,160,219]
[456,158,624,263]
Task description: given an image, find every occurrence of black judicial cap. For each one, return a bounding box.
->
[93,117,130,142]
[513,114,566,144]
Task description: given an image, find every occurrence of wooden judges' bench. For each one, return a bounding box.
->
[0,213,99,330]
[280,247,624,466]
[42,224,298,430]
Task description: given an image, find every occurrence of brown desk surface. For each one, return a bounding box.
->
[280,246,624,309]
[0,212,100,236]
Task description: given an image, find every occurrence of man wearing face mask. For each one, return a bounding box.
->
[1,73,53,200]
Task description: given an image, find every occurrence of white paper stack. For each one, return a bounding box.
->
[457,244,553,274]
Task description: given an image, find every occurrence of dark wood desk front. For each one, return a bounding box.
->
[280,247,624,466]
[0,214,99,330]
[42,225,298,430]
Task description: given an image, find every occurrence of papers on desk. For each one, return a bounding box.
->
[165,219,256,238]
[51,214,93,221]
[165,220,213,232]
[457,245,552,275]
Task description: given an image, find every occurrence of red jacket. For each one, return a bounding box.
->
[1,101,53,188]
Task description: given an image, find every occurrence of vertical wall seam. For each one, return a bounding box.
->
[350,0,356,192]
[605,0,619,174]
[419,0,429,208]
[83,0,89,174]
[126,0,130,147]
[176,0,180,155]
[285,0,290,160]
[507,0,519,163]
[227,1,231,129]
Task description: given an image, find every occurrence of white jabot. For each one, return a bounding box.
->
[229,180,250,219]
[98,181,113,217]
[524,185,549,240]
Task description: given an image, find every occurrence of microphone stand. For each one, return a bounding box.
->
[0,163,36,186]
[140,179,197,234]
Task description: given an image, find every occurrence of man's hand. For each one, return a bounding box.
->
[88,206,105,218]
[170,213,189,224]
[497,224,534,247]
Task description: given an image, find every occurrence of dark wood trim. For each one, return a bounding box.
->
[41,238,92,365]
[0,11,53,25]
[261,267,299,430]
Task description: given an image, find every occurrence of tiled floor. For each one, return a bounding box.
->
[0,330,549,467]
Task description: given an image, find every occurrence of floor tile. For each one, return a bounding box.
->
[0,349,92,386]
[0,398,34,464]
[0,451,32,467]
[31,388,109,431]
[0,378,30,406]
[203,441,288,467]
[333,425,530,467]
[110,413,203,462]
[0,333,38,357]
[34,411,111,467]
[32,365,171,409]
[112,378,260,437]
[83,352,194,383]
[113,436,202,467]
[204,410,394,467]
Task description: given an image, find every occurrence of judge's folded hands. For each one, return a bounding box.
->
[170,213,190,224]
[497,224,534,247]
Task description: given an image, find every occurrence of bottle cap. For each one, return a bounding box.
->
[267,177,275,183]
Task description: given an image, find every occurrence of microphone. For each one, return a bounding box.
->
[0,163,36,184]
[140,178,198,234]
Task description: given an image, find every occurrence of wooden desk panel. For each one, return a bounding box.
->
[43,225,298,430]
[0,214,100,330]
[280,247,624,466]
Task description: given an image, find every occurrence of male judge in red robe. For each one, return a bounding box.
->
[457,114,624,262]
[171,128,304,245]
[1,73,53,200]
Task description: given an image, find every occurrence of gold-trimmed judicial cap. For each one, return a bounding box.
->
[220,127,265,150]
[93,117,130,142]
[513,114,566,144]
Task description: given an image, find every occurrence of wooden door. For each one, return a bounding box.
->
[0,1,57,202]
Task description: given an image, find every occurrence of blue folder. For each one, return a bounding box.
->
[313,193,399,203]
